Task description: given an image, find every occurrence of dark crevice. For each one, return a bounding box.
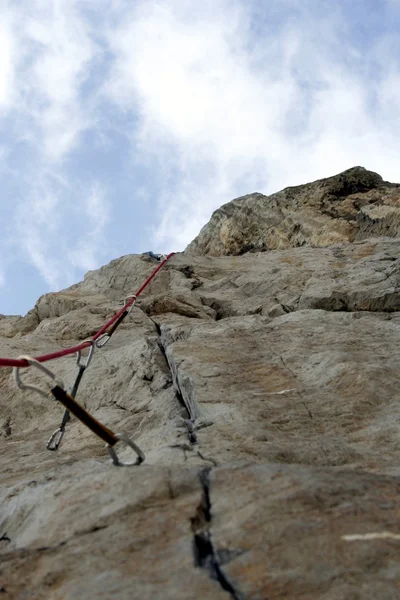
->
[235,242,268,255]
[198,297,233,321]
[280,303,292,314]
[178,266,203,290]
[2,418,11,437]
[305,290,400,313]
[151,319,162,337]
[209,301,225,321]
[191,468,245,600]
[150,318,194,445]
[150,319,215,464]
[197,451,218,466]
[153,325,183,410]
[199,468,212,522]
[167,471,177,499]
[188,431,197,444]
[180,266,194,278]
[37,540,68,553]
[80,524,108,536]
[174,386,190,413]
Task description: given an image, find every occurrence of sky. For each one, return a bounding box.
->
[0,0,400,316]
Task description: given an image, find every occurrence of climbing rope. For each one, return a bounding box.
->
[2,252,175,466]
[0,252,175,368]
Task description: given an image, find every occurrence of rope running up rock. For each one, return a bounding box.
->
[4,252,175,466]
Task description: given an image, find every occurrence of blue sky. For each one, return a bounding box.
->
[0,0,400,316]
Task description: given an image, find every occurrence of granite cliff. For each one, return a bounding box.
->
[1,167,400,599]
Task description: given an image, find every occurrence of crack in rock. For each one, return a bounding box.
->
[151,319,191,417]
[150,318,219,467]
[191,468,245,600]
[151,318,203,449]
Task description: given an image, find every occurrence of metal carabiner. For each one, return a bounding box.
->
[106,433,145,466]
[125,294,137,316]
[95,333,110,348]
[47,341,94,451]
[46,427,65,451]
[13,356,64,399]
[46,396,72,450]
[76,340,95,368]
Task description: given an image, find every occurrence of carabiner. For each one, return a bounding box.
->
[76,340,95,369]
[106,433,145,466]
[125,294,137,316]
[47,342,94,452]
[13,356,64,399]
[95,333,110,348]
[46,427,65,451]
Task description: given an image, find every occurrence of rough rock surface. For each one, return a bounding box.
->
[1,169,400,599]
[186,166,400,256]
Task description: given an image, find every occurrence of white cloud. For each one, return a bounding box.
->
[1,1,109,295]
[103,0,400,250]
[21,1,97,161]
[0,0,97,161]
[13,171,110,290]
[14,174,69,289]
[67,184,111,272]
[0,15,15,110]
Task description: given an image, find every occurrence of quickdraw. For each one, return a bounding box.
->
[14,357,144,466]
[46,340,95,451]
[0,252,175,368]
[4,251,175,466]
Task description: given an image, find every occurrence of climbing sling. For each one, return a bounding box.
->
[3,252,175,466]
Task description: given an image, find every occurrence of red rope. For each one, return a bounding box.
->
[0,253,175,368]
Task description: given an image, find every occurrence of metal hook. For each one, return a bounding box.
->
[125,294,137,316]
[46,343,94,452]
[95,333,110,348]
[106,433,145,466]
[46,427,65,451]
[13,356,64,399]
[46,396,72,451]
[76,340,95,369]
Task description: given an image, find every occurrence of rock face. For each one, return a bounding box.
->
[1,168,400,599]
[186,166,400,256]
